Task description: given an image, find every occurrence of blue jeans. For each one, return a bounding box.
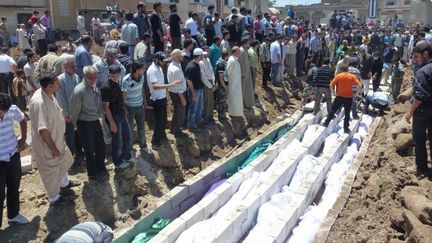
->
[188,88,204,128]
[271,63,280,84]
[110,114,132,165]
[126,105,147,150]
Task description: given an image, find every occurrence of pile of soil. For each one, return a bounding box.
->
[327,70,432,243]
[0,44,301,242]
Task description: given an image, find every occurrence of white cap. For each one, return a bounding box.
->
[193,48,207,56]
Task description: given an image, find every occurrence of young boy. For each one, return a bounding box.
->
[101,64,133,169]
[12,69,27,112]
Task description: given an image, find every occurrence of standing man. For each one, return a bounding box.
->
[70,66,107,180]
[214,51,229,119]
[359,47,372,95]
[40,11,52,43]
[101,65,132,169]
[270,36,283,85]
[24,52,39,96]
[169,4,182,50]
[150,2,164,53]
[0,93,29,227]
[259,37,271,89]
[239,39,254,108]
[133,2,150,40]
[93,48,126,88]
[0,47,16,96]
[134,33,153,69]
[226,47,243,117]
[204,5,215,46]
[323,65,361,134]
[121,12,139,58]
[29,76,80,205]
[167,49,188,136]
[287,35,297,77]
[56,56,82,161]
[381,42,395,85]
[92,14,103,44]
[405,41,432,179]
[147,52,180,148]
[185,13,200,46]
[74,35,93,80]
[248,40,260,92]
[0,17,9,47]
[77,11,86,36]
[122,63,150,156]
[199,46,216,123]
[311,58,334,114]
[209,37,222,69]
[34,44,62,84]
[371,51,383,92]
[185,48,205,129]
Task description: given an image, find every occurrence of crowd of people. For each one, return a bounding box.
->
[0,2,431,239]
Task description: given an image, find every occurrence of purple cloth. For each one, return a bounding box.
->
[204,179,226,197]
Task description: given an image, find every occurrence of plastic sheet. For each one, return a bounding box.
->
[203,179,226,197]
[131,219,170,243]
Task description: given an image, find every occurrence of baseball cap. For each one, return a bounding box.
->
[154,51,168,62]
[193,48,207,56]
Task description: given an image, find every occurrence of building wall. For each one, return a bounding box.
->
[0,0,47,33]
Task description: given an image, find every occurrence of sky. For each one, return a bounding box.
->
[275,0,321,7]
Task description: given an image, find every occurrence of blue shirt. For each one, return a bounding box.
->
[310,36,318,53]
[56,72,80,117]
[209,44,221,69]
[93,59,126,88]
[0,105,24,162]
[371,92,389,106]
[133,12,149,39]
[384,35,395,45]
[74,45,93,79]
[121,73,144,107]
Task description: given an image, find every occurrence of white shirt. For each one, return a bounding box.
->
[185,18,199,36]
[199,58,215,89]
[167,61,187,93]
[270,41,281,64]
[287,40,297,55]
[276,22,283,34]
[24,62,39,90]
[0,54,16,73]
[147,62,166,101]
[77,15,85,28]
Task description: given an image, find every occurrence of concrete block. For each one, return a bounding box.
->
[165,185,189,210]
[198,193,221,218]
[213,218,235,243]
[179,204,205,229]
[249,148,278,172]
[147,233,169,243]
[149,217,187,243]
[21,155,33,173]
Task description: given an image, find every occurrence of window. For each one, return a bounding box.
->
[224,0,229,5]
[386,1,395,6]
[404,0,410,4]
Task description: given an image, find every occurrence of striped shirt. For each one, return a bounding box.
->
[0,105,25,162]
[55,221,113,243]
[121,73,144,107]
[312,65,335,87]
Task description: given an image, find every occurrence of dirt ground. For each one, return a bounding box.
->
[327,70,432,243]
[0,44,301,242]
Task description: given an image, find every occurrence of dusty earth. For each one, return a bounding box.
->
[0,44,301,242]
[327,70,432,243]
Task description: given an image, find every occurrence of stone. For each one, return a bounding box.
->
[194,130,213,154]
[186,142,201,158]
[21,155,33,173]
[401,187,432,225]
[389,208,405,231]
[397,88,412,103]
[403,210,432,243]
[390,120,412,139]
[395,134,414,152]
[152,145,178,168]
[244,107,267,127]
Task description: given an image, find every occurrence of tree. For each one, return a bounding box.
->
[268,0,277,8]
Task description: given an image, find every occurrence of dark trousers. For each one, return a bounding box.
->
[36,39,47,56]
[78,120,106,177]
[372,77,381,92]
[324,96,352,131]
[65,122,82,156]
[261,62,271,87]
[169,92,185,134]
[313,86,332,114]
[203,86,214,122]
[152,98,167,145]
[0,153,21,227]
[0,72,13,96]
[391,78,403,100]
[412,109,432,172]
[126,105,147,150]
[171,36,181,50]
[153,37,164,53]
[110,115,132,165]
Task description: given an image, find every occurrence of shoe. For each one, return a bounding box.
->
[50,195,68,206]
[322,122,329,128]
[344,128,351,134]
[8,214,29,225]
[352,114,360,120]
[416,169,430,180]
[115,162,130,169]
[61,180,81,189]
